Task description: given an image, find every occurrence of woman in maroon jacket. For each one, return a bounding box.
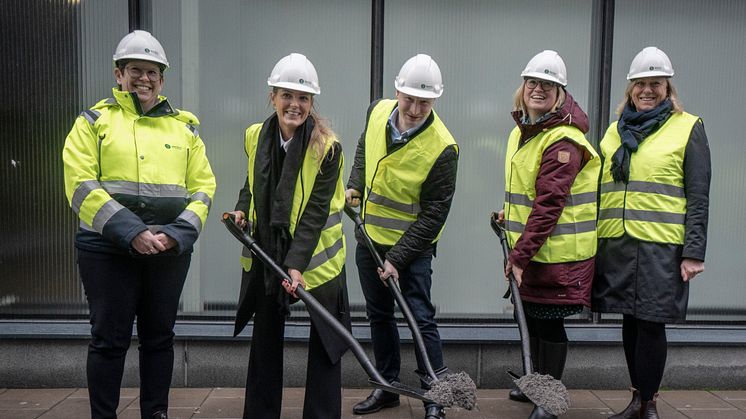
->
[497,50,600,419]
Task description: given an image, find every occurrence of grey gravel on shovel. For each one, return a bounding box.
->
[424,372,477,410]
[514,372,569,416]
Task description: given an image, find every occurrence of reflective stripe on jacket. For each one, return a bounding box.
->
[504,125,600,263]
[241,123,346,291]
[362,99,457,246]
[598,112,699,244]
[62,88,216,252]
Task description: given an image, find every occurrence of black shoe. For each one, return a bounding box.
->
[424,405,446,419]
[528,405,556,419]
[508,387,531,402]
[151,411,168,419]
[352,389,400,415]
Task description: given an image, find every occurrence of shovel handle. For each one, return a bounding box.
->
[490,213,534,376]
[343,204,439,382]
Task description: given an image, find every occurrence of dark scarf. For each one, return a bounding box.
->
[611,99,673,183]
[252,113,313,314]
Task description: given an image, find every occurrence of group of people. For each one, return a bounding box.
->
[62,30,710,419]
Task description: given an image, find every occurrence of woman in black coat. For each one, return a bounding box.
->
[592,46,711,419]
[227,53,350,419]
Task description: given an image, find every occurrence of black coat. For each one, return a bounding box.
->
[592,119,711,323]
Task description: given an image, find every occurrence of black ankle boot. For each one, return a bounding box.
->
[527,405,556,419]
[610,388,641,419]
[640,395,660,419]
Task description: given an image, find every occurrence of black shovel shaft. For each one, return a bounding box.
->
[222,213,436,403]
[343,205,439,382]
[490,214,533,376]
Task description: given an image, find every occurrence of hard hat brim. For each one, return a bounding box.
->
[113,53,169,69]
[267,80,320,95]
[627,70,674,80]
[520,71,567,87]
[395,85,442,99]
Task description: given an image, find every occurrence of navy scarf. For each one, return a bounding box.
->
[611,99,673,183]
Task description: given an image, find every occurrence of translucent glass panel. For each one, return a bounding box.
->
[383,1,593,316]
[149,0,371,316]
[612,0,746,319]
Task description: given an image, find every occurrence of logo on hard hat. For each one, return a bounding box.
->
[145,48,151,53]
[299,79,305,84]
[649,66,655,70]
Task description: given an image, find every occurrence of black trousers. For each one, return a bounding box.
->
[243,277,342,419]
[77,249,190,419]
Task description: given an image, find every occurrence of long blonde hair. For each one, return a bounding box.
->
[511,80,566,117]
[269,88,336,166]
[614,78,684,115]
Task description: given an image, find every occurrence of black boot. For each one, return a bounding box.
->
[527,405,556,419]
[640,395,660,419]
[509,337,539,403]
[538,340,567,381]
[610,388,641,419]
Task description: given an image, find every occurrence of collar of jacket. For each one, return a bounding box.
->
[111,87,176,118]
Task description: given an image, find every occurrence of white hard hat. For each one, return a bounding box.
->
[267,53,321,95]
[113,30,169,69]
[627,46,674,80]
[394,54,443,99]
[520,50,567,87]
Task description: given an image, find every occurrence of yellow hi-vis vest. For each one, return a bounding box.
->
[240,123,346,291]
[598,112,699,244]
[362,99,458,246]
[503,124,600,263]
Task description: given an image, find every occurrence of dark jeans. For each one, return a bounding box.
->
[78,249,190,419]
[355,244,444,392]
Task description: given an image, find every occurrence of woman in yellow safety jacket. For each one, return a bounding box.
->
[592,47,711,419]
[226,53,349,419]
[62,30,215,419]
[498,50,600,419]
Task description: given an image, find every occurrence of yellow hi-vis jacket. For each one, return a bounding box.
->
[240,123,346,291]
[362,99,458,246]
[62,88,216,253]
[504,125,600,263]
[598,112,700,244]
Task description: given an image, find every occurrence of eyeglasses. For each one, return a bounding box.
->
[125,66,162,82]
[525,78,556,91]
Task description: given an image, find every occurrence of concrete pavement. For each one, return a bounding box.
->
[3,387,746,418]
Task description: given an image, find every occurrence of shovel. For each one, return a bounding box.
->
[343,204,476,410]
[489,212,569,416]
[221,212,442,405]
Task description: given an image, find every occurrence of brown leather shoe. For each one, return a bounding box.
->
[352,389,400,415]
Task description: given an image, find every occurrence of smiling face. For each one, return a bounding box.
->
[395,91,434,132]
[271,88,313,139]
[114,60,163,113]
[630,77,668,111]
[522,78,559,122]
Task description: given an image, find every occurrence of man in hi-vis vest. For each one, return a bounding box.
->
[346,54,459,419]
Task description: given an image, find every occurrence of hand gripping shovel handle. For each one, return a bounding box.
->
[221,212,436,403]
[489,213,533,376]
[343,205,440,382]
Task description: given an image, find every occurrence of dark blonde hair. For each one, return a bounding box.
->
[269,88,336,166]
[511,80,566,117]
[615,78,684,115]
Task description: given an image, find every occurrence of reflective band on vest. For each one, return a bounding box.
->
[241,123,346,291]
[503,124,600,263]
[598,112,699,244]
[362,99,458,246]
